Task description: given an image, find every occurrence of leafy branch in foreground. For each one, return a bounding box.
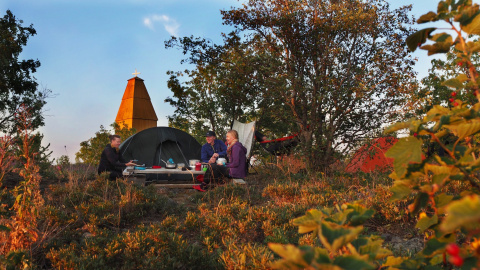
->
[268,203,396,270]
[385,1,480,268]
[270,1,480,269]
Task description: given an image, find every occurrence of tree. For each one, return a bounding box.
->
[75,123,136,165]
[165,33,294,141]
[167,0,417,169]
[0,10,50,134]
[56,155,70,166]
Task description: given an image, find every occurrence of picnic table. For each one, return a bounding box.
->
[123,166,206,176]
[122,165,246,187]
[123,166,206,186]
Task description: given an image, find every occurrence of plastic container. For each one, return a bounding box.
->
[189,159,200,167]
[195,162,201,171]
[217,158,227,165]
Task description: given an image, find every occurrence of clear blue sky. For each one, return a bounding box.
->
[2,0,438,162]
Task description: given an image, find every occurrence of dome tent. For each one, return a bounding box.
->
[120,127,201,180]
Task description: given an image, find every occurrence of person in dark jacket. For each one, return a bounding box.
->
[201,130,247,189]
[201,131,227,163]
[98,134,136,180]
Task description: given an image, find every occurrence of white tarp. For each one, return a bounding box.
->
[232,120,256,158]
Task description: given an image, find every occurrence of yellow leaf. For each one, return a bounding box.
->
[268,243,314,270]
[268,243,305,262]
[425,105,450,122]
[293,209,324,234]
[455,120,480,139]
[424,164,453,175]
[383,256,408,268]
[462,13,480,35]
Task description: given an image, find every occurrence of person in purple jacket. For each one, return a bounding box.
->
[201,130,247,189]
[225,130,247,179]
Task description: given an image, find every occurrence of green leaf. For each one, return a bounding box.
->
[345,204,375,226]
[430,32,452,42]
[458,149,474,164]
[312,247,331,264]
[450,173,465,180]
[390,181,412,201]
[424,164,456,185]
[0,225,11,232]
[417,11,438,23]
[461,257,479,270]
[433,129,448,139]
[397,258,424,269]
[411,192,430,215]
[432,173,449,185]
[333,255,375,270]
[451,0,469,10]
[422,238,447,256]
[355,238,392,260]
[406,28,437,52]
[429,254,444,265]
[350,209,375,226]
[437,1,448,13]
[385,137,423,177]
[299,246,315,265]
[441,195,480,232]
[416,214,438,232]
[435,193,454,209]
[319,222,363,252]
[439,115,452,129]
[456,4,480,24]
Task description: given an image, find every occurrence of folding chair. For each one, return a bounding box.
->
[232,120,256,179]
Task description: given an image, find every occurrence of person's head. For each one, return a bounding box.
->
[226,130,238,144]
[109,134,122,148]
[205,131,216,145]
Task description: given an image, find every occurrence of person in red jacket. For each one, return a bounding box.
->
[97,135,136,180]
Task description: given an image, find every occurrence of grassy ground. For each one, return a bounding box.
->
[1,160,425,269]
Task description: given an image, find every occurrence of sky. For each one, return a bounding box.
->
[2,0,439,163]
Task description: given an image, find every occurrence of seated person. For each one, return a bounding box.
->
[201,131,227,163]
[202,130,247,189]
[98,134,136,181]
